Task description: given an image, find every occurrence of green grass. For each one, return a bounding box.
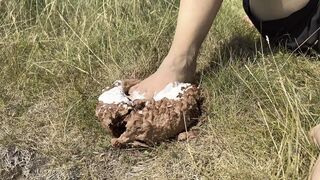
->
[1,0,320,179]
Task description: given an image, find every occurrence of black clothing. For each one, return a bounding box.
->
[243,0,320,52]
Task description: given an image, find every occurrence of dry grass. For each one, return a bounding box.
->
[1,0,320,179]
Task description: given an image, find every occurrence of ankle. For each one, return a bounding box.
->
[157,57,196,83]
[160,53,196,71]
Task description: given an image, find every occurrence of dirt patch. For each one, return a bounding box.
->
[96,79,203,147]
[0,145,48,179]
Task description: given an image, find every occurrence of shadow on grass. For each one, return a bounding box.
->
[200,33,320,80]
[201,34,266,77]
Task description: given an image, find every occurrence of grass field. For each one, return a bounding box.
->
[1,0,320,179]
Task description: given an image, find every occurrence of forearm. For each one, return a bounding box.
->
[168,0,223,59]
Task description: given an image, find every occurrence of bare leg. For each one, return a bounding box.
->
[129,0,223,98]
[309,124,320,180]
[250,0,310,21]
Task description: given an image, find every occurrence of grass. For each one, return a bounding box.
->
[0,0,320,179]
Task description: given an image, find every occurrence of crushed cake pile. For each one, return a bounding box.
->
[95,79,202,147]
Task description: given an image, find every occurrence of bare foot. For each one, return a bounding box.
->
[129,55,196,99]
[310,124,320,147]
[309,124,320,180]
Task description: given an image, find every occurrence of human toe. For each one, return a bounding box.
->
[129,84,139,95]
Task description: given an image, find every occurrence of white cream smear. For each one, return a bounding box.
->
[98,81,191,104]
[98,85,131,104]
[130,91,146,100]
[153,82,191,101]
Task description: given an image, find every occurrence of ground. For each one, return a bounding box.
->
[0,0,320,179]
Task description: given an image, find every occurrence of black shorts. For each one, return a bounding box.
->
[243,0,320,53]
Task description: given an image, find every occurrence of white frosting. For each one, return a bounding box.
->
[98,85,131,104]
[153,82,191,101]
[98,81,191,104]
[129,91,145,100]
